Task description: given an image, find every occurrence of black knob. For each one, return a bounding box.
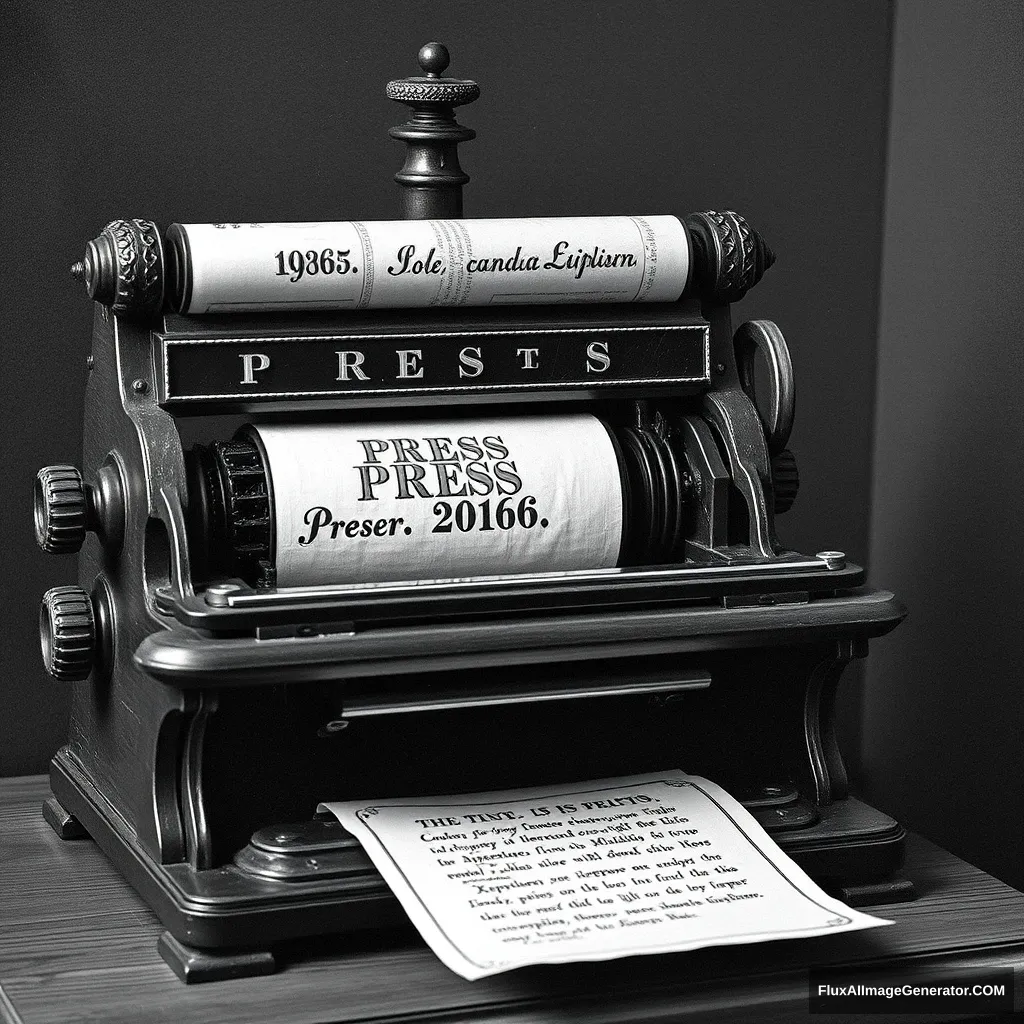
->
[40,586,96,682]
[771,449,799,515]
[35,466,88,554]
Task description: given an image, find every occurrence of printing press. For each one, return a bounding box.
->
[34,44,908,982]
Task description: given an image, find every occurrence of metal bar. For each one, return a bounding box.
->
[224,558,832,608]
[341,671,711,717]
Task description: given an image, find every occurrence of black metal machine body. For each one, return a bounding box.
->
[35,45,906,981]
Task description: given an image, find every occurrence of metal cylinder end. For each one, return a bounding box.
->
[816,550,847,571]
[204,582,243,606]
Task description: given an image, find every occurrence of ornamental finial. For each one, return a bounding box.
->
[387,43,479,219]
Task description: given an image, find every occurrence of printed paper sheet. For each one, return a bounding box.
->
[321,771,891,980]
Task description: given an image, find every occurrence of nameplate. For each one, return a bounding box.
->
[158,324,710,405]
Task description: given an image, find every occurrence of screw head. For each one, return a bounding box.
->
[131,378,148,394]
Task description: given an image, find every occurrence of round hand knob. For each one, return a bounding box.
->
[770,449,799,515]
[35,466,87,554]
[40,586,96,682]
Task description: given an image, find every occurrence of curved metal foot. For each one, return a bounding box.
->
[158,932,277,984]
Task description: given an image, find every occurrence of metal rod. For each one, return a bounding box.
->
[340,670,711,717]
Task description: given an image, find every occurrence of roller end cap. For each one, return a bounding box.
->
[686,210,776,304]
[75,220,165,316]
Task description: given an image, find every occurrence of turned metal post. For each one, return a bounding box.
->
[387,42,479,220]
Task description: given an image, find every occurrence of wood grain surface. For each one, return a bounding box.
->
[1,775,1021,1023]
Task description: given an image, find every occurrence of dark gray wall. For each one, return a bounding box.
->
[0,2,893,775]
[863,0,1024,890]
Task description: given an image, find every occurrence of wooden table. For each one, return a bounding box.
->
[1,775,1021,1022]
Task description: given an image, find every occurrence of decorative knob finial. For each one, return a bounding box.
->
[418,41,450,77]
[70,219,165,317]
[387,42,479,220]
[685,211,776,305]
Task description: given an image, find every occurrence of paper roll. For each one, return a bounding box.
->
[253,414,624,586]
[168,216,690,313]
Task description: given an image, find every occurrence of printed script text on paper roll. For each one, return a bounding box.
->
[167,216,691,313]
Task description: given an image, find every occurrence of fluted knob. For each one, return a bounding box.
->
[770,449,799,515]
[40,586,95,682]
[35,466,87,554]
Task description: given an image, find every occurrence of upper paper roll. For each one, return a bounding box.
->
[168,216,690,313]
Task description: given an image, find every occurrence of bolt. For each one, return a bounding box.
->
[131,378,148,394]
[204,582,243,606]
[715,362,726,375]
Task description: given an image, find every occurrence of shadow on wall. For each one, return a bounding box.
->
[863,0,1024,892]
